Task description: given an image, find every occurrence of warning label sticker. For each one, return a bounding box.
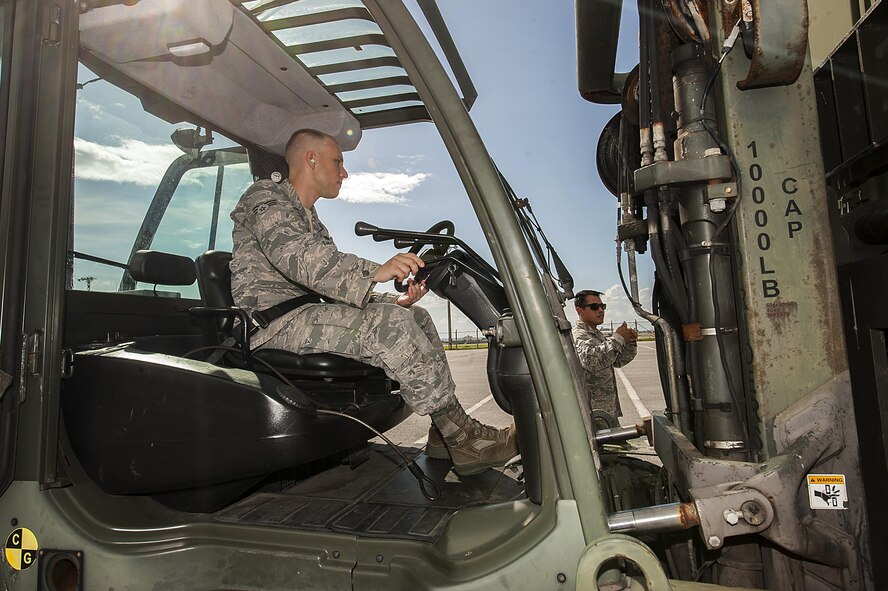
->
[807,474,847,510]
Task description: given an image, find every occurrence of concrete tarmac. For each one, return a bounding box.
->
[380,345,666,450]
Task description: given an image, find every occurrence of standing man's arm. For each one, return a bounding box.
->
[614,325,638,368]
[613,339,638,367]
[573,327,629,372]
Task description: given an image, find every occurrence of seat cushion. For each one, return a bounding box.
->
[253,349,384,379]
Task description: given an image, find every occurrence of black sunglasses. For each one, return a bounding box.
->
[578,302,606,311]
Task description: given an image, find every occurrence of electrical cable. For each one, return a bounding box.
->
[497,166,575,297]
[697,20,749,439]
[701,20,743,242]
[182,344,441,500]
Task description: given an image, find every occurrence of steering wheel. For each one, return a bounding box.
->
[394,221,455,292]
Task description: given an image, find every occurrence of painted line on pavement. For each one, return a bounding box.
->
[638,344,656,350]
[414,394,494,446]
[616,367,651,419]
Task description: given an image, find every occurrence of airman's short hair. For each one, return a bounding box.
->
[285,129,335,163]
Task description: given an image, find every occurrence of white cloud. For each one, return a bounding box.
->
[603,284,652,319]
[338,171,429,205]
[74,136,184,187]
[396,153,426,168]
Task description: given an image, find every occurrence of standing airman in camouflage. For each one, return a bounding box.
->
[230,128,517,476]
[572,289,638,421]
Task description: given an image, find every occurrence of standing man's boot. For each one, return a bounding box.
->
[430,399,518,476]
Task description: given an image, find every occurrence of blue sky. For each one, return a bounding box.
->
[316,1,654,333]
[355,1,654,331]
[71,0,654,336]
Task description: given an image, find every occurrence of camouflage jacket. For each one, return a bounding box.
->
[571,321,637,417]
[230,179,392,346]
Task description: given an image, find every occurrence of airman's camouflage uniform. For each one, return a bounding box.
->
[230,179,456,416]
[571,321,637,418]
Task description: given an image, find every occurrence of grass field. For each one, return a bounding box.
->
[443,334,657,350]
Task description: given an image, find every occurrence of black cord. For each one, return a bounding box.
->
[698,21,749,440]
[701,20,743,242]
[76,76,101,90]
[182,344,442,500]
[497,166,574,295]
[316,408,441,501]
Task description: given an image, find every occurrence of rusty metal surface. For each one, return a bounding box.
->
[663,0,702,43]
[721,0,740,37]
[719,22,848,437]
[682,323,703,341]
[678,501,700,528]
[736,0,809,90]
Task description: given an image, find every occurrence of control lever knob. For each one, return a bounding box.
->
[354,221,378,236]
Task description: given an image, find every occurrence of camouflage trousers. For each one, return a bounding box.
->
[261,302,456,415]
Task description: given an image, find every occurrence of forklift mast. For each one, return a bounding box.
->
[579,0,886,588]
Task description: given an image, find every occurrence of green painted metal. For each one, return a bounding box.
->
[0,2,618,589]
[577,534,670,589]
[0,480,592,590]
[711,3,850,456]
[365,0,612,543]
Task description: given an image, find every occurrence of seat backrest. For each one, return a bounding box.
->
[196,250,235,335]
[129,250,196,286]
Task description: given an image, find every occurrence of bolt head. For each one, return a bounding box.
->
[708,535,722,548]
[741,501,766,526]
[709,198,727,213]
[723,509,739,525]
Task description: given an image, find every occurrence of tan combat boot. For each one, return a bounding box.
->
[425,424,450,460]
[430,399,519,476]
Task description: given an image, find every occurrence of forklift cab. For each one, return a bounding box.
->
[0,1,605,589]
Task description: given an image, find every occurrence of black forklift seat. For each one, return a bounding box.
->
[195,250,386,380]
[61,249,409,512]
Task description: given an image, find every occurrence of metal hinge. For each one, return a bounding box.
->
[44,3,62,44]
[25,330,43,375]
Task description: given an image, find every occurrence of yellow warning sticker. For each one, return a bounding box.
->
[5,527,39,570]
[807,475,845,485]
[807,474,848,510]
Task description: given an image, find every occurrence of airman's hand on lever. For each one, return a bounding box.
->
[615,321,638,344]
[396,278,429,308]
[374,252,424,283]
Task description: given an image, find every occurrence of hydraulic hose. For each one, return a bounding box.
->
[647,196,690,324]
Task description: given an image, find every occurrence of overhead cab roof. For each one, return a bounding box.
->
[79,0,445,154]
